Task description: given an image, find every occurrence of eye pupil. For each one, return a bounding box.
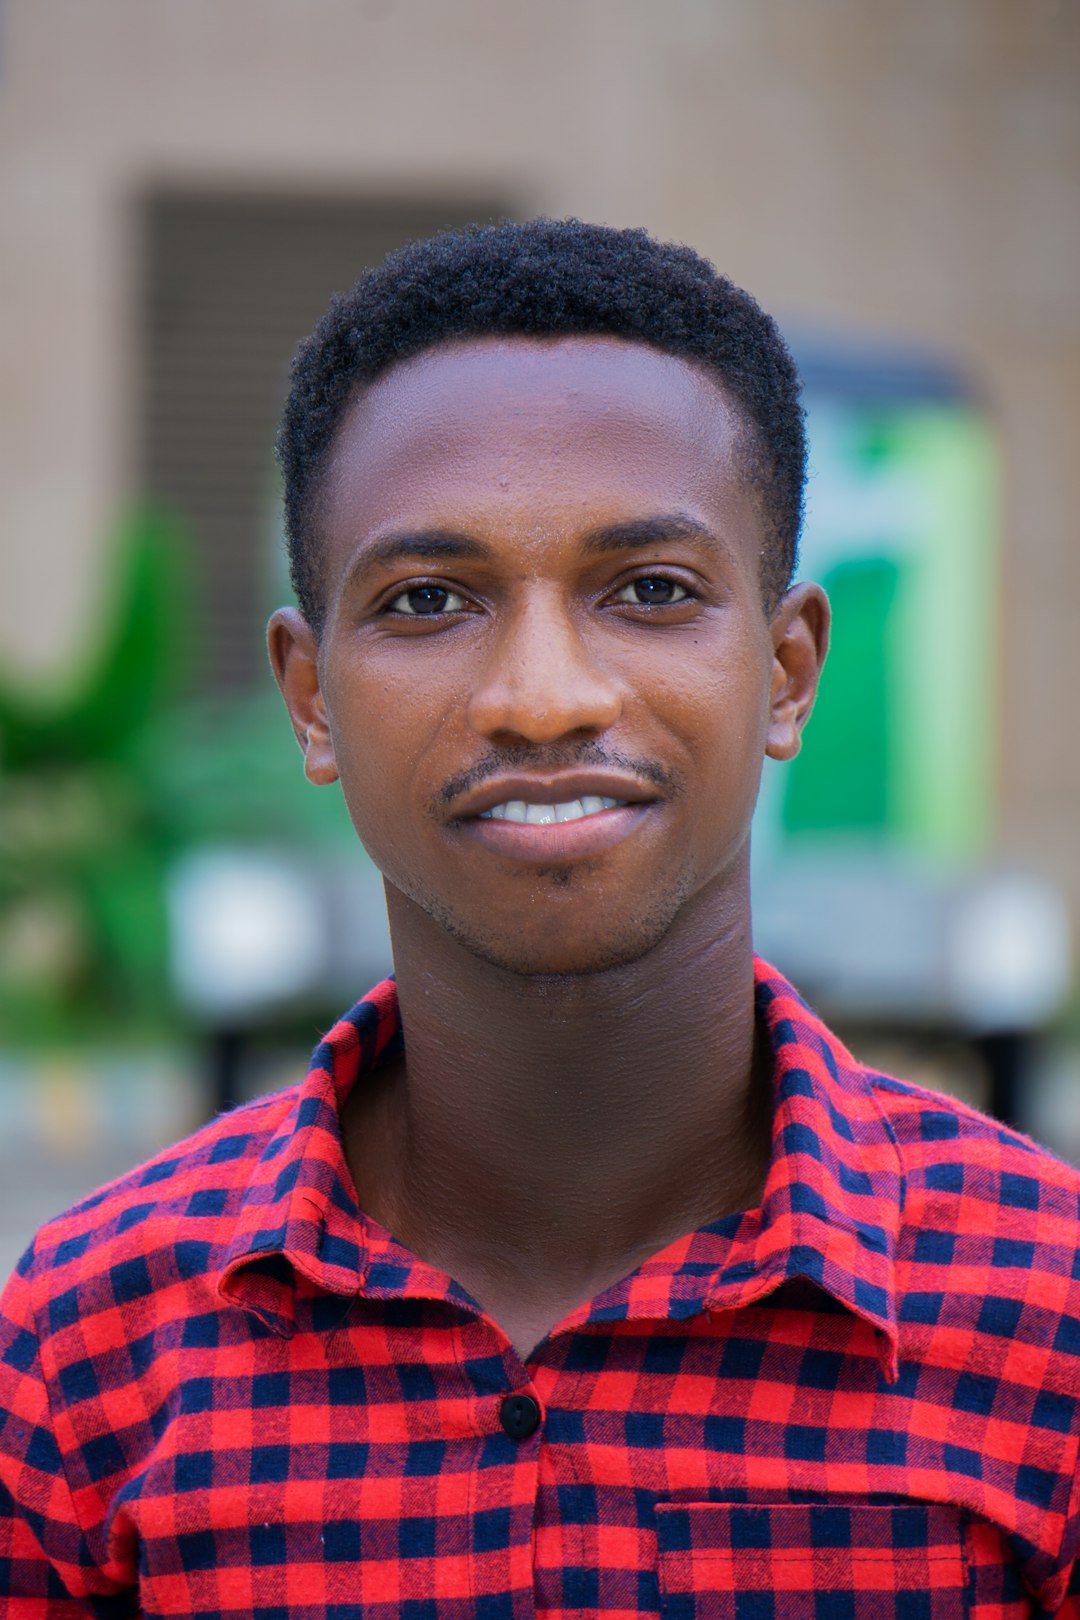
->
[634,577,676,604]
[408,586,449,613]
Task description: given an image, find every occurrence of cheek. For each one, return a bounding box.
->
[655,645,772,763]
[323,660,456,844]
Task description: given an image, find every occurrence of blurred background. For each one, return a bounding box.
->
[1,0,1079,1277]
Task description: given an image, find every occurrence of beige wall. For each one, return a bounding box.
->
[2,0,1079,905]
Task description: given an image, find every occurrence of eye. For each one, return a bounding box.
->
[386,584,468,616]
[613,576,691,607]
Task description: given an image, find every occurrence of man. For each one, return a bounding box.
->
[2,219,1078,1616]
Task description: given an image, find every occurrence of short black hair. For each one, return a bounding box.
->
[277,218,805,630]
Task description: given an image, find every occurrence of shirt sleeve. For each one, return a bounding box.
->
[1048,1454,1080,1618]
[0,1245,131,1616]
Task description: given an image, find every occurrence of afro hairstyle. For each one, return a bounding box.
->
[276,217,805,630]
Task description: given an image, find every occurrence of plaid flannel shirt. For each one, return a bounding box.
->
[2,959,1079,1618]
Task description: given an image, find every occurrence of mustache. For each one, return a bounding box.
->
[434,743,681,808]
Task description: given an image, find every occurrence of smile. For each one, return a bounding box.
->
[447,770,661,862]
[479,796,625,824]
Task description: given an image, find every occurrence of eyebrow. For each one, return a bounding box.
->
[343,511,725,587]
[343,530,492,589]
[578,513,724,556]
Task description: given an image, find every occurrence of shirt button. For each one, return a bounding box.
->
[499,1393,541,1440]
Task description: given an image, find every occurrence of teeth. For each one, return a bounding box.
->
[480,796,626,823]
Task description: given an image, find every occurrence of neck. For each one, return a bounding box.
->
[344,865,770,1297]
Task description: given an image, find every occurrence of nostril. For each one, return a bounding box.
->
[467,671,623,744]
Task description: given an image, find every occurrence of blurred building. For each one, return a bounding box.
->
[3,0,1079,923]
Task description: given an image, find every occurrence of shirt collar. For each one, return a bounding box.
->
[220,959,903,1377]
[734,963,903,1378]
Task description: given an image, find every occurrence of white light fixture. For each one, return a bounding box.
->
[167,848,326,1021]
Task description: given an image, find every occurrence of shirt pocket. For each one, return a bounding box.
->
[655,1500,970,1620]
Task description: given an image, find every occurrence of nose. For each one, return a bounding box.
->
[466,591,624,745]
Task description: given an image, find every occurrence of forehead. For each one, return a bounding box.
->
[318,335,754,550]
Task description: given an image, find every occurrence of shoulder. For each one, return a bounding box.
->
[6,1085,301,1325]
[871,1067,1080,1215]
[868,1069,1080,1369]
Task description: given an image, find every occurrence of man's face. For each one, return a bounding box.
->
[272,336,825,976]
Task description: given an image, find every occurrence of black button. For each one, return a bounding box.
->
[499,1393,541,1440]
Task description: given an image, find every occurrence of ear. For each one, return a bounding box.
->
[764,582,830,762]
[267,608,339,785]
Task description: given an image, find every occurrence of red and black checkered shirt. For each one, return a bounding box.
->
[2,960,1079,1617]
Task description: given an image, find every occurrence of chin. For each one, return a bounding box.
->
[427,888,693,979]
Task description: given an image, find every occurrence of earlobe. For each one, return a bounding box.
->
[267,608,340,785]
[764,583,830,763]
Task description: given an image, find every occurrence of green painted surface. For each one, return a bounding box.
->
[766,399,998,865]
[783,557,900,832]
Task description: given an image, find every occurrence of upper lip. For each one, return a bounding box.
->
[448,771,662,821]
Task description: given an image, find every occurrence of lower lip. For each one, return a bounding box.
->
[457,804,652,861]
